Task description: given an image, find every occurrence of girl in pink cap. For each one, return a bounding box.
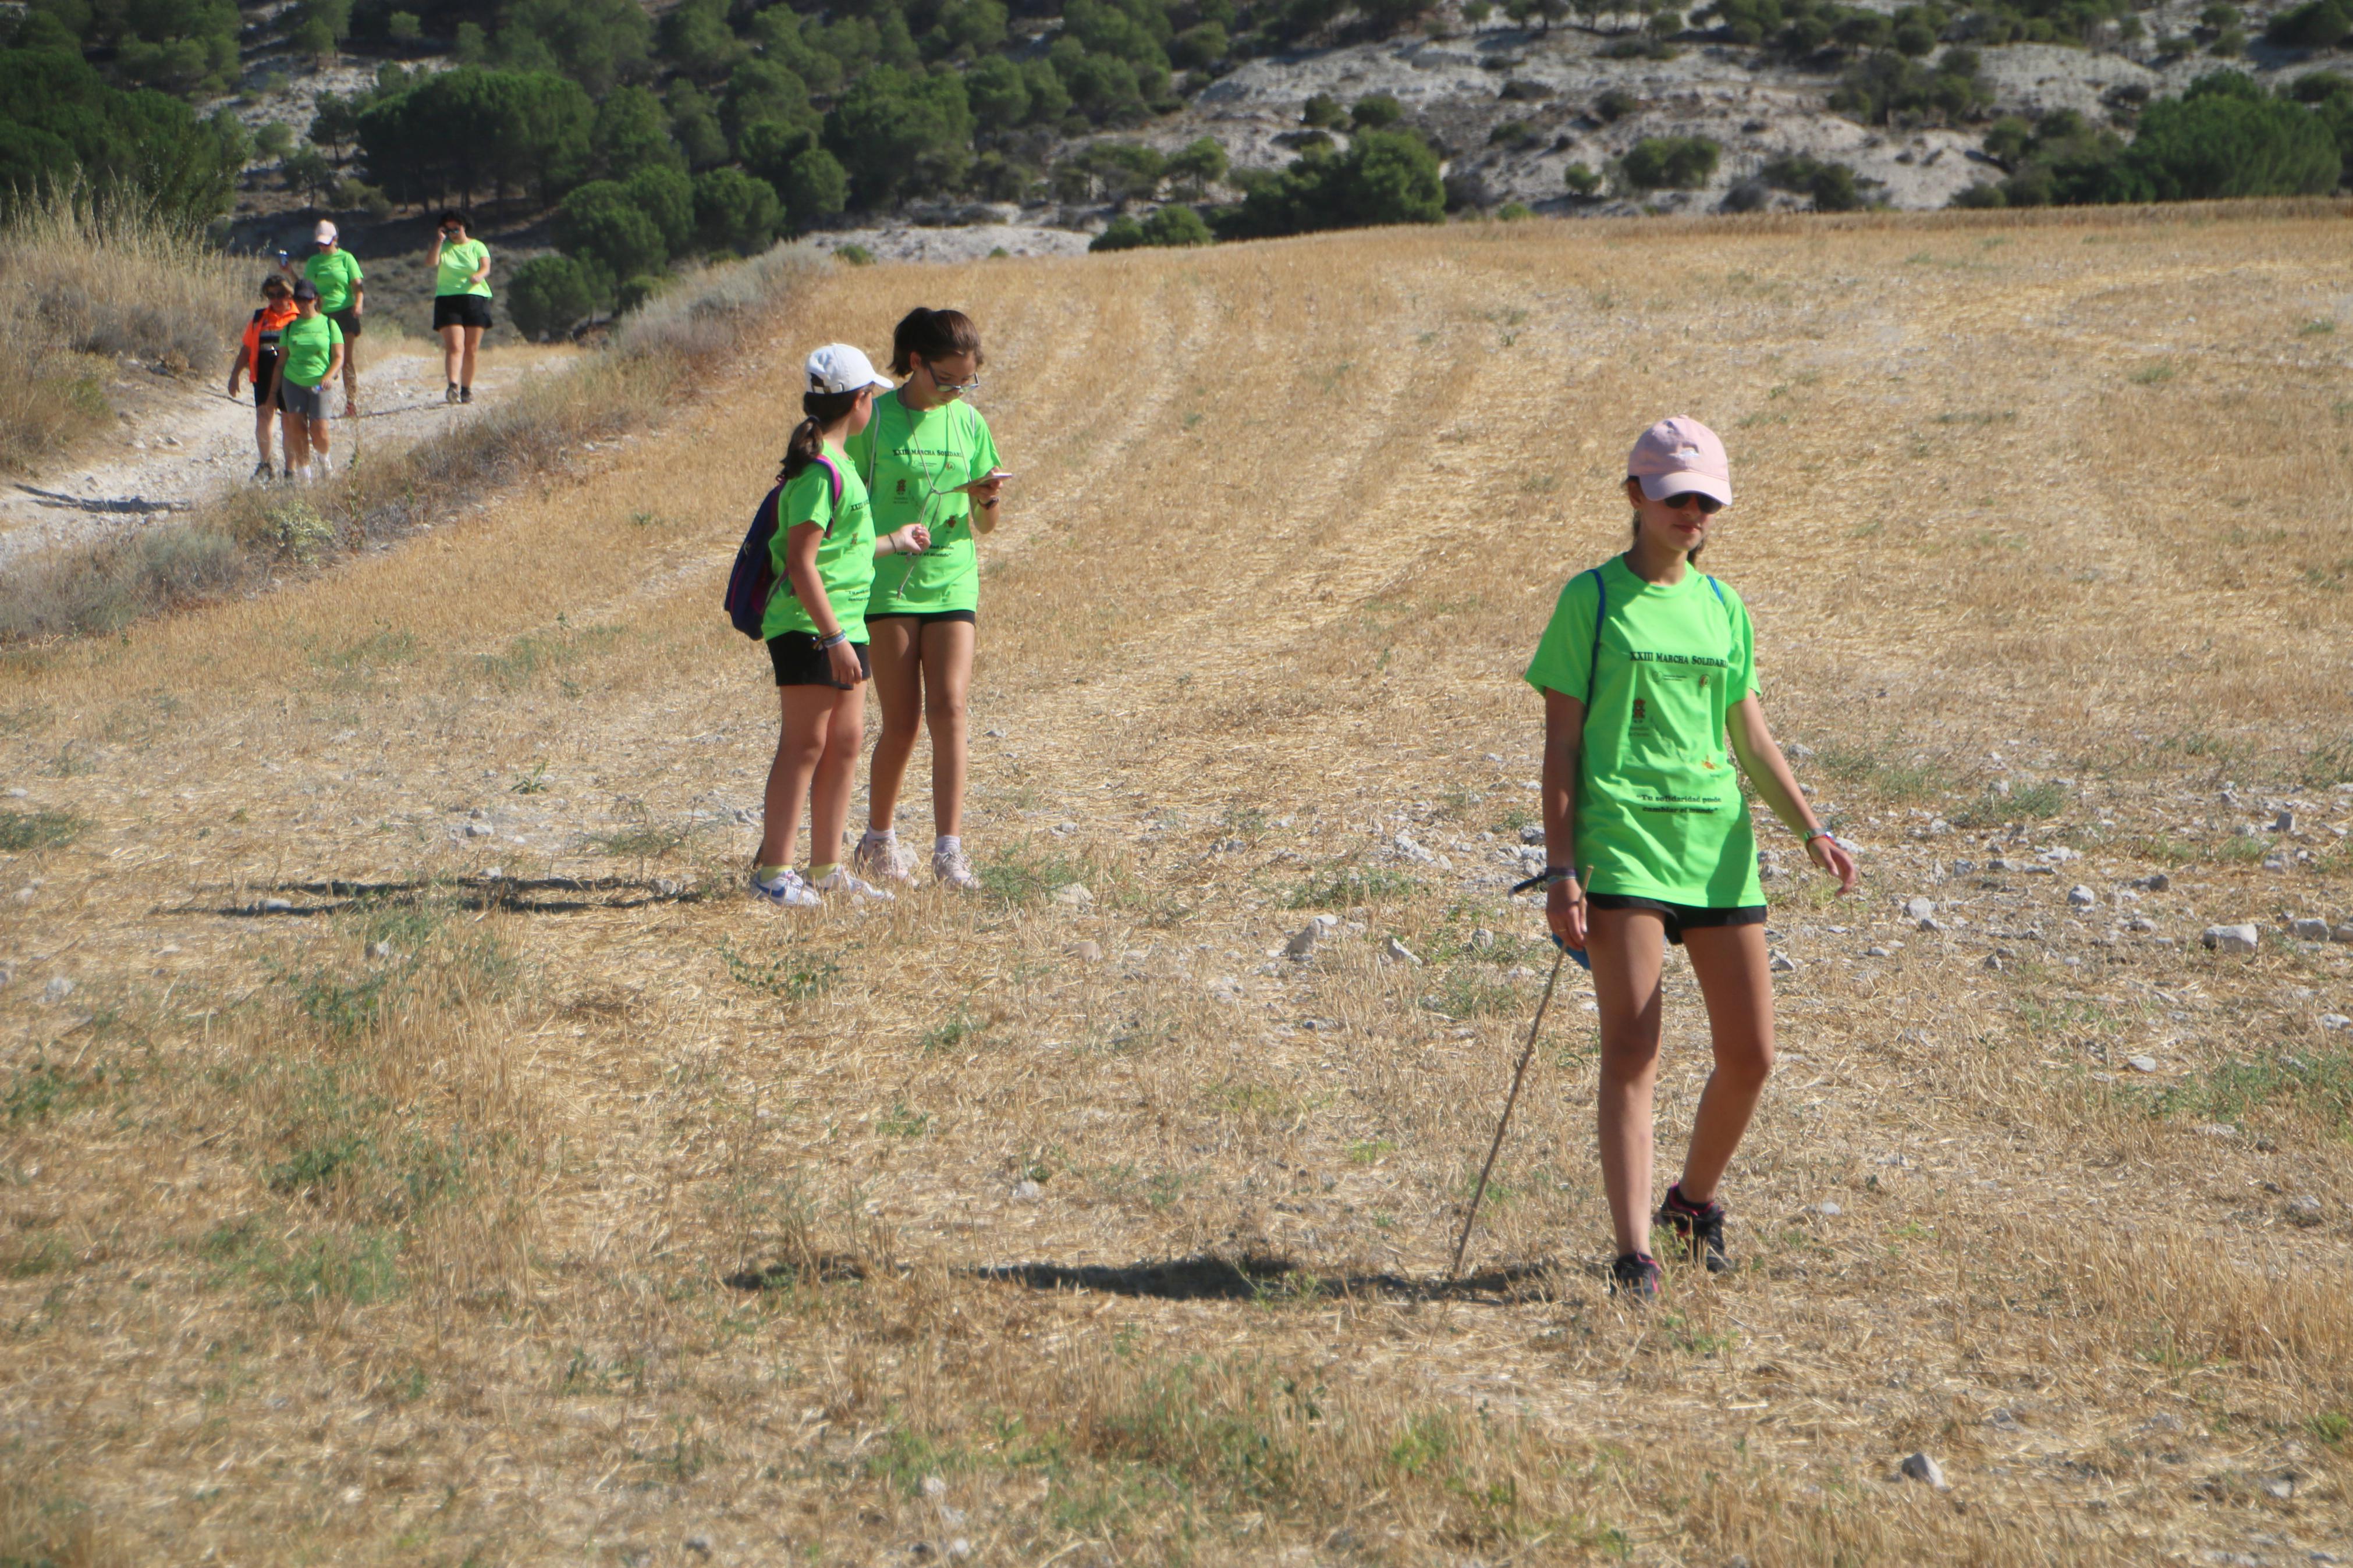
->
[1522,415,1856,1300]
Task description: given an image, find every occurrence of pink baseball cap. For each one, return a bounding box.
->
[1627,416,1731,509]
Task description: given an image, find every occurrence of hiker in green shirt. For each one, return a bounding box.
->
[280,219,364,416]
[749,343,932,912]
[1524,416,1856,1300]
[847,307,1009,894]
[268,280,345,482]
[428,210,492,405]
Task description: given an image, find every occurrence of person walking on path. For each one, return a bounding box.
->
[849,307,1009,894]
[751,343,933,910]
[428,211,492,405]
[227,273,296,482]
[1522,416,1857,1302]
[280,220,364,417]
[271,280,344,482]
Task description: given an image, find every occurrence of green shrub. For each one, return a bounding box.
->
[1218,126,1444,237]
[1302,92,1347,127]
[1831,47,1992,126]
[1351,93,1405,128]
[2267,0,2352,47]
[553,179,668,277]
[1621,134,1719,188]
[1496,200,1534,219]
[1563,161,1602,194]
[692,167,781,254]
[505,254,602,340]
[1760,152,1871,208]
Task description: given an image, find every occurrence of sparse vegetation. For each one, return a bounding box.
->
[2,213,2351,1567]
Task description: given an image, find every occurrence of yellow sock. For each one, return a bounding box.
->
[753,864,789,883]
[808,862,839,883]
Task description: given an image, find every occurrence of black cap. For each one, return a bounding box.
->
[291,279,319,301]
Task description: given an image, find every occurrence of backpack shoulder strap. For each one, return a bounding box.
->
[1584,567,1608,707]
[810,453,844,505]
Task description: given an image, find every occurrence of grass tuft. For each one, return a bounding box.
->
[0,807,85,852]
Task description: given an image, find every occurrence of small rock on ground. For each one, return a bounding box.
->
[2067,884,2095,908]
[2202,923,2259,954]
[1904,895,1935,922]
[1898,1452,1950,1489]
[1067,940,1103,962]
[2127,1055,2159,1073]
[2287,1194,2324,1225]
[1769,952,1797,973]
[2291,917,2330,941]
[1050,883,1094,907]
[1382,936,1422,965]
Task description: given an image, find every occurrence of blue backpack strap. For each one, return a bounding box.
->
[1584,567,1607,707]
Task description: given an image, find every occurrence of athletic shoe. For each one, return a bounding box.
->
[445,382,460,405]
[1656,1184,1730,1274]
[314,451,335,478]
[749,867,820,908]
[933,845,979,891]
[250,461,272,483]
[459,386,473,404]
[812,867,895,902]
[1609,1251,1662,1300]
[852,830,916,886]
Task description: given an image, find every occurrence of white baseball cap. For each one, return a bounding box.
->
[805,343,892,395]
[313,219,338,244]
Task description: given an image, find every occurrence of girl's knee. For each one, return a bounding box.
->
[1717,1039,1774,1090]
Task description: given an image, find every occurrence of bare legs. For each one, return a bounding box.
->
[758,682,865,871]
[279,406,309,475]
[253,400,277,468]
[1586,908,1776,1258]
[864,617,974,838]
[439,323,484,391]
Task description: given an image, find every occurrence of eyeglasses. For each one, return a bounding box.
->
[1659,492,1724,515]
[920,362,982,394]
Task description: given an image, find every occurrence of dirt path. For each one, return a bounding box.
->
[0,337,580,568]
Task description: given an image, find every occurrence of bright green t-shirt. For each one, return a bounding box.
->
[303,248,364,313]
[1524,554,1763,908]
[762,449,876,643]
[278,313,343,388]
[846,390,1001,616]
[434,237,491,298]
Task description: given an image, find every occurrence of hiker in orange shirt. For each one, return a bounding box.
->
[226,274,297,482]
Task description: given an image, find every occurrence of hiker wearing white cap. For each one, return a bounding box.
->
[749,343,934,910]
[850,307,1009,894]
[280,221,364,416]
[1522,415,1857,1300]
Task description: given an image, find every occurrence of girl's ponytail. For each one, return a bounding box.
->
[779,387,861,482]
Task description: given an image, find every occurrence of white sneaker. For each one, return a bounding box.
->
[314,451,334,477]
[932,846,979,891]
[750,867,820,908]
[853,830,917,885]
[812,867,895,902]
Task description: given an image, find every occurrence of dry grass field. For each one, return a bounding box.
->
[3,204,2352,1566]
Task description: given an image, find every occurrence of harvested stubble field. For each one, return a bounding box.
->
[3,204,2352,1567]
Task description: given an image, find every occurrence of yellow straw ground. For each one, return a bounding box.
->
[2,205,2351,1565]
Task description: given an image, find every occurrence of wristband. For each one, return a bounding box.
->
[1804,827,1833,844]
[816,631,847,649]
[1510,867,1580,895]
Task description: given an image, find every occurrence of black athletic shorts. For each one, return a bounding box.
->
[1585,893,1768,947]
[328,306,363,340]
[767,633,870,689]
[433,294,494,330]
[866,608,977,627]
[251,353,280,407]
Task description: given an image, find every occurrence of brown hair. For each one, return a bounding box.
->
[888,307,983,377]
[1627,483,1706,564]
[261,274,290,298]
[780,386,863,483]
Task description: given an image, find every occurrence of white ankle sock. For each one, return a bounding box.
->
[935,835,961,856]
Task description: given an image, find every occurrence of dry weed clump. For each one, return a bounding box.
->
[0,186,246,472]
[5,207,2353,1563]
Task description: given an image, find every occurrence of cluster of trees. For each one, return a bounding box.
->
[18,0,241,96]
[0,15,247,222]
[1830,45,1993,123]
[1957,70,2347,204]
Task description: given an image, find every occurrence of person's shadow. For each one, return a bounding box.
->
[11,485,188,515]
[727,1251,1562,1303]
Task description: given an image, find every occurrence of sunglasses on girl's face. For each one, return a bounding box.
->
[920,362,981,393]
[1659,492,1723,515]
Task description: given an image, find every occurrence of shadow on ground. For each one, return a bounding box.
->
[193,874,713,918]
[727,1251,1564,1303]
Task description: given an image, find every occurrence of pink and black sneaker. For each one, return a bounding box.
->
[1656,1183,1730,1274]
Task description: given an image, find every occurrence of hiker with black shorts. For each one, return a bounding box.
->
[428,211,492,405]
[748,344,933,911]
[1524,417,1857,1300]
[228,274,296,482]
[281,220,363,417]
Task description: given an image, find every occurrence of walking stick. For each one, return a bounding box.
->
[1445,868,1595,1286]
[1446,946,1568,1285]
